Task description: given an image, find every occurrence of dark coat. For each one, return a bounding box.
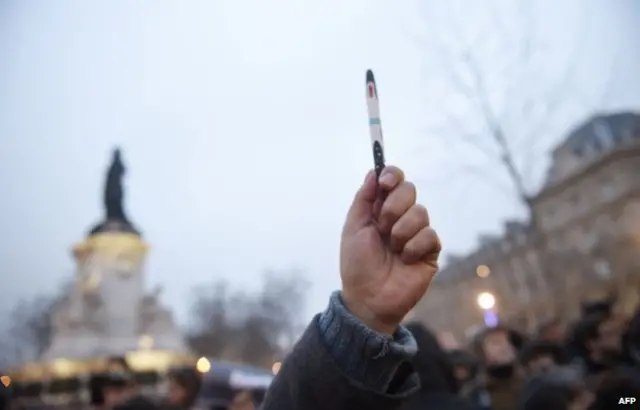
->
[261,314,417,410]
[402,323,480,410]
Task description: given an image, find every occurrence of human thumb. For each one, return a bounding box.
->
[343,170,377,235]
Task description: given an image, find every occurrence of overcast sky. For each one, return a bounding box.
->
[1,0,639,327]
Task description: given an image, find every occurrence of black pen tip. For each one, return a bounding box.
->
[366,69,375,84]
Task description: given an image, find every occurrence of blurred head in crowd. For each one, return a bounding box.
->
[521,369,592,410]
[519,340,568,376]
[0,383,10,410]
[404,323,480,410]
[448,349,479,385]
[589,367,640,410]
[167,367,202,408]
[537,318,567,343]
[581,299,614,318]
[474,326,519,380]
[625,313,640,365]
[113,395,158,410]
[571,313,622,366]
[102,373,136,410]
[228,390,255,410]
[405,322,459,394]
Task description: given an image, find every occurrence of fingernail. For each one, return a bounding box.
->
[379,172,396,187]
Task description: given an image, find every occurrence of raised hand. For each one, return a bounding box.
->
[340,166,441,335]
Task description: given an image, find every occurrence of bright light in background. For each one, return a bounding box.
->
[483,310,499,327]
[476,265,490,278]
[477,292,495,310]
[138,334,154,350]
[271,361,281,375]
[0,375,11,388]
[196,357,211,373]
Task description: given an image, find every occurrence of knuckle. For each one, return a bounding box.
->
[428,228,442,252]
[390,218,410,240]
[402,181,416,195]
[412,204,428,222]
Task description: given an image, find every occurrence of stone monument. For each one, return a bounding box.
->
[43,148,188,361]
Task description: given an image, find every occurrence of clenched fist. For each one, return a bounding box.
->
[340,166,441,335]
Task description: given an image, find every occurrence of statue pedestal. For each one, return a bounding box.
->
[43,230,188,362]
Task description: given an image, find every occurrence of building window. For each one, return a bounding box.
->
[591,137,603,153]
[573,146,584,158]
[593,120,615,150]
[594,259,612,279]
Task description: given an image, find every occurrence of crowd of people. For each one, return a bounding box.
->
[408,300,640,410]
[261,166,640,410]
[2,165,639,410]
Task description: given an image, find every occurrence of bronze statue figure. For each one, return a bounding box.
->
[88,147,140,236]
[105,148,127,221]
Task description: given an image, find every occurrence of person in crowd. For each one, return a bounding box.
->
[261,166,442,410]
[403,322,479,410]
[0,383,10,410]
[507,328,528,354]
[470,325,525,410]
[113,394,159,410]
[520,368,593,410]
[569,312,623,387]
[228,390,256,410]
[581,299,614,318]
[588,367,640,409]
[101,372,137,410]
[519,340,569,376]
[537,318,567,344]
[448,349,479,394]
[163,367,202,410]
[622,310,640,366]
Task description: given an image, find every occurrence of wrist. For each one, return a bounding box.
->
[342,292,399,335]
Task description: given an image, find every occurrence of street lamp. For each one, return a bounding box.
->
[476,265,490,278]
[196,357,211,373]
[477,292,495,311]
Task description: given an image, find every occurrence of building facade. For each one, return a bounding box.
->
[414,112,640,340]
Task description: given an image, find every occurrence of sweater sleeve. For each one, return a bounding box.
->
[261,291,419,410]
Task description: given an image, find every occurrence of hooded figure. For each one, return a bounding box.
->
[403,322,480,410]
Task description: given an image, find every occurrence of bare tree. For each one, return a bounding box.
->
[0,281,73,366]
[186,269,308,368]
[3,294,56,365]
[408,1,612,326]
[412,0,592,215]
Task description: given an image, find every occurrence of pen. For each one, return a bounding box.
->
[366,69,386,177]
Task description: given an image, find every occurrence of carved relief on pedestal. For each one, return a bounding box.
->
[139,291,177,336]
[82,292,106,335]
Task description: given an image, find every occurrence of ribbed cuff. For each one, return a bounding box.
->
[317,291,418,392]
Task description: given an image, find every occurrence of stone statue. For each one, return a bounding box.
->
[105,148,127,221]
